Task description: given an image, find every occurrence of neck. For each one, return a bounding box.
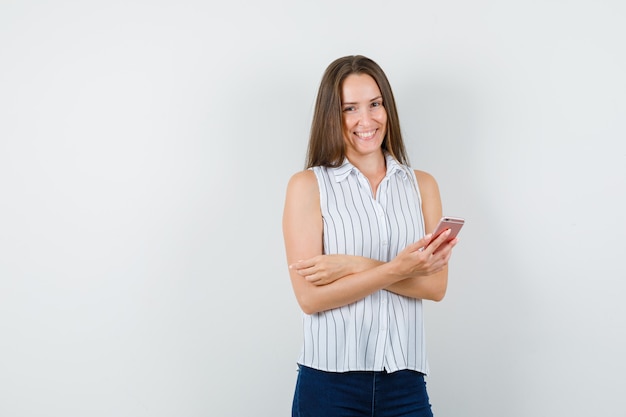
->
[347,151,387,197]
[347,150,386,177]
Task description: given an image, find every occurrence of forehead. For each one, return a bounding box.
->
[341,73,381,102]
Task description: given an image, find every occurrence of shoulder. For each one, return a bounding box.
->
[285,169,320,205]
[413,169,440,196]
[287,169,318,192]
[413,170,442,230]
[283,170,322,243]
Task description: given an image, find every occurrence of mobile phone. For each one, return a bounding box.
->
[427,216,464,249]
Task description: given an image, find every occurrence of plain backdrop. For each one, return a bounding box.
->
[1,1,625,416]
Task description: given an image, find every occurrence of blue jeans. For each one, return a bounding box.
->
[292,365,434,417]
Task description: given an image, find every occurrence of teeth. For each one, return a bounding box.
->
[355,130,376,139]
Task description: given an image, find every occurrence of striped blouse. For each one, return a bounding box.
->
[298,153,429,374]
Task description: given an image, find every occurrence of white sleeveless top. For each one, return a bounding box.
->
[298,153,429,374]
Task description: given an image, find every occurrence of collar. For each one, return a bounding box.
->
[332,153,408,183]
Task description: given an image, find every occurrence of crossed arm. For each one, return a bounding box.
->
[282,169,457,315]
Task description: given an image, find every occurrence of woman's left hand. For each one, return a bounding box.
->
[289,255,381,286]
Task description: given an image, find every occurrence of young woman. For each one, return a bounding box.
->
[283,55,458,417]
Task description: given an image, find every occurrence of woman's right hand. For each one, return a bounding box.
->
[388,229,457,280]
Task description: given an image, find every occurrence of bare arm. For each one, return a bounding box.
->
[283,170,452,314]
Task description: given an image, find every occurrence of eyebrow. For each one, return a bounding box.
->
[342,95,383,105]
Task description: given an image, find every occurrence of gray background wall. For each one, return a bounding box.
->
[1,1,625,416]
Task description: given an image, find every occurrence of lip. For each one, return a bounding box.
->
[354,129,378,140]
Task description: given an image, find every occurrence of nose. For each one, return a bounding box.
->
[356,108,373,126]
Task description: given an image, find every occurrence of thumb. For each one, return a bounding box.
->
[406,234,432,253]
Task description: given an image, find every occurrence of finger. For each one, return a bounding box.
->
[305,274,320,283]
[290,258,317,270]
[433,240,452,255]
[407,234,432,253]
[297,266,318,277]
[433,236,459,256]
[289,259,316,273]
[289,261,303,270]
[425,229,451,254]
[433,228,452,244]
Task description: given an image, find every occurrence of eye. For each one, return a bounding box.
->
[371,100,383,108]
[342,106,356,113]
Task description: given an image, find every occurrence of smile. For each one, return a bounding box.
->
[354,130,377,139]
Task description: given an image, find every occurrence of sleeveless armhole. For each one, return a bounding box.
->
[309,166,326,213]
[408,167,426,238]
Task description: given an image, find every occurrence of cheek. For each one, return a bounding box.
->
[342,116,354,134]
[375,114,388,133]
[379,114,388,137]
[379,110,388,125]
[342,113,355,125]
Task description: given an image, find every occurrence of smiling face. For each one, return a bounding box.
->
[340,73,388,160]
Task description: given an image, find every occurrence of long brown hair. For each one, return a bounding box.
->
[305,55,409,168]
